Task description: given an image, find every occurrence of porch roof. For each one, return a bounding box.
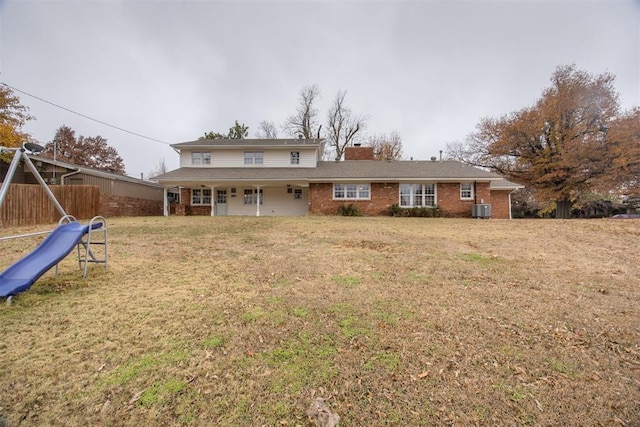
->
[153,160,509,187]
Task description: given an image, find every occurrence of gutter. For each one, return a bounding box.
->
[60,170,81,185]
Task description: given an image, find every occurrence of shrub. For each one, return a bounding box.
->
[386,204,445,217]
[337,204,361,216]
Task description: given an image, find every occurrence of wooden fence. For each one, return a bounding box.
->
[0,184,100,227]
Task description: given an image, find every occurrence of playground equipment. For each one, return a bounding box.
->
[0,215,108,303]
[0,143,108,303]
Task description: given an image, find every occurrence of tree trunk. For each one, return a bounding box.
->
[556,199,572,219]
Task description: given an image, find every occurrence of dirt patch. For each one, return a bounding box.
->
[0,216,639,425]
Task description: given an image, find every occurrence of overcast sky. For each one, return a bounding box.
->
[1,0,638,178]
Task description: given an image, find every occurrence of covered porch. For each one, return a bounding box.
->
[161,179,310,217]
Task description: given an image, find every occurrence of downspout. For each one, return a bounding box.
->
[61,169,81,185]
[473,181,477,204]
[509,190,515,220]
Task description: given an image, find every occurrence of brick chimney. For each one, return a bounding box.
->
[344,144,375,160]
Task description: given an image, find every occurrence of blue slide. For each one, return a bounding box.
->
[0,221,101,298]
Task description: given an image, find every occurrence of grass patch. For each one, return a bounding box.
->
[1,217,639,426]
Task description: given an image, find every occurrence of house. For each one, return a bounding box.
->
[153,139,523,219]
[0,156,171,217]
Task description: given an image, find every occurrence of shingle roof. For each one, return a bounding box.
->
[312,160,503,180]
[154,160,506,183]
[30,156,164,188]
[172,138,324,148]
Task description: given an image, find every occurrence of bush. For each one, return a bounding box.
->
[337,204,361,216]
[386,204,444,217]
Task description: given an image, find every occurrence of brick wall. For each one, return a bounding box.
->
[436,182,491,217]
[309,181,512,218]
[489,191,510,219]
[309,182,398,216]
[99,194,163,217]
[344,146,375,160]
[171,187,212,216]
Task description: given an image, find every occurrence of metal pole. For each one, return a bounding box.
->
[0,148,23,210]
[22,153,68,218]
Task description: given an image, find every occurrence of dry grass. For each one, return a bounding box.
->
[1,216,639,426]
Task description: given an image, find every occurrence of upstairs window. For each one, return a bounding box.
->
[244,151,264,165]
[460,183,474,200]
[290,151,300,164]
[191,152,211,165]
[333,183,370,200]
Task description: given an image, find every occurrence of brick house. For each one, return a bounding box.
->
[154,139,523,219]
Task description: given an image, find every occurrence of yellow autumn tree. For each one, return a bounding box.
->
[0,84,33,161]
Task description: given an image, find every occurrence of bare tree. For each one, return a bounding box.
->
[148,158,167,179]
[326,90,367,160]
[366,131,404,160]
[255,120,278,139]
[283,84,322,139]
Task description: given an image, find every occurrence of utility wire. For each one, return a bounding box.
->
[1,82,173,146]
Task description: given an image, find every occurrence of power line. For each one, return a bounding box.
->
[1,82,173,146]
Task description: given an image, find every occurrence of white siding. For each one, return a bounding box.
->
[180,148,317,168]
[225,186,308,216]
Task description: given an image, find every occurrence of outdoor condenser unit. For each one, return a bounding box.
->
[472,204,491,218]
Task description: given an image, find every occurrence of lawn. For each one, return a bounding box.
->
[0,216,639,426]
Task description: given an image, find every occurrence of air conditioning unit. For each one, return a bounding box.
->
[472,204,491,218]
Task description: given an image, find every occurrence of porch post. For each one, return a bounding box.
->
[163,187,168,217]
[210,185,215,216]
[256,185,261,217]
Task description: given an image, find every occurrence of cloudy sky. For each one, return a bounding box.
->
[1,0,638,178]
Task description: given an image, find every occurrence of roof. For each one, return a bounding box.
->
[172,138,325,149]
[489,179,525,190]
[154,159,512,187]
[29,155,164,188]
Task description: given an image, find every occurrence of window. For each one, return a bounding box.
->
[399,184,436,207]
[294,189,302,199]
[290,151,300,164]
[244,151,264,165]
[333,183,370,200]
[460,183,474,200]
[191,188,212,205]
[191,152,211,165]
[243,188,264,204]
[216,190,227,204]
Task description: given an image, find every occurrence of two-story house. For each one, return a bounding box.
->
[153,138,523,218]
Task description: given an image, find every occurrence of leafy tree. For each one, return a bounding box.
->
[255,120,278,139]
[447,65,639,218]
[366,131,404,160]
[40,125,126,174]
[227,120,249,139]
[326,90,367,161]
[200,120,249,140]
[283,84,322,139]
[0,85,33,161]
[602,107,640,199]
